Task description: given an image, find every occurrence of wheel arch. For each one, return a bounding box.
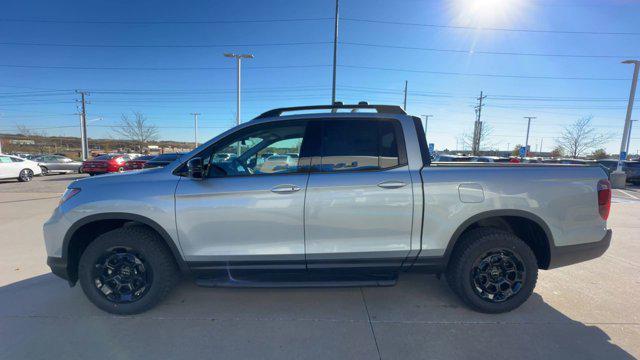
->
[444,210,554,270]
[62,212,188,284]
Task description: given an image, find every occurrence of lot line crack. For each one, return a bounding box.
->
[360,287,382,360]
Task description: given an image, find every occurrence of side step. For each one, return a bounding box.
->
[195,272,398,288]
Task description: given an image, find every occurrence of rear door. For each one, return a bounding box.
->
[304,118,414,270]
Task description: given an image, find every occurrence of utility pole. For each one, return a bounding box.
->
[421,114,433,138]
[331,0,339,105]
[224,53,254,126]
[191,113,201,148]
[523,116,536,157]
[472,91,486,155]
[403,81,408,111]
[76,90,89,161]
[612,60,639,188]
[539,138,544,155]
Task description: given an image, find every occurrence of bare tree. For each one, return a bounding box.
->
[461,122,494,153]
[16,124,47,137]
[555,116,611,158]
[112,112,159,151]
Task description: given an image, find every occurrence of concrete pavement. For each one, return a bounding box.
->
[0,174,638,359]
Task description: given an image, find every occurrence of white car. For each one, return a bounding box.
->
[0,154,42,182]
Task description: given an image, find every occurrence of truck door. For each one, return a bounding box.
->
[174,120,313,271]
[304,118,414,270]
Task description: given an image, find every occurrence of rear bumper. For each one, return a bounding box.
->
[547,229,612,269]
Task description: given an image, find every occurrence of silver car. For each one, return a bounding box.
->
[35,155,83,175]
[43,103,611,315]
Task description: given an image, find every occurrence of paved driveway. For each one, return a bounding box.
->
[0,174,638,359]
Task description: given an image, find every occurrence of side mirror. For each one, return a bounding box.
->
[187,157,204,180]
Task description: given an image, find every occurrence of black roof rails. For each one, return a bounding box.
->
[254,102,406,119]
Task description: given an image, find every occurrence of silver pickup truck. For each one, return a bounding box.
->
[43,103,612,315]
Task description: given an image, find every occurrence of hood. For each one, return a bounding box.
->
[71,166,166,187]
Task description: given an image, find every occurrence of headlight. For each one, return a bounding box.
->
[60,187,81,206]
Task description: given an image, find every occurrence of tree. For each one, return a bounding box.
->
[590,148,608,160]
[112,112,159,151]
[16,124,47,137]
[550,145,564,158]
[511,144,523,157]
[555,116,611,158]
[461,123,494,154]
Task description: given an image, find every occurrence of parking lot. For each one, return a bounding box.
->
[1,174,639,359]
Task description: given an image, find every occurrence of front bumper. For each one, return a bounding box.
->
[547,229,612,269]
[47,256,74,285]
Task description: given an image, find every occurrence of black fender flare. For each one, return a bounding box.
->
[442,209,555,266]
[62,212,189,273]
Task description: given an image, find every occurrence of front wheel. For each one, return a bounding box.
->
[446,228,538,313]
[17,169,34,182]
[78,226,180,315]
[40,166,49,176]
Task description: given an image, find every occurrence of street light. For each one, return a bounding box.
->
[224,53,254,127]
[612,59,640,188]
[626,119,638,158]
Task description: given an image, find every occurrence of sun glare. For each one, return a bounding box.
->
[451,0,526,27]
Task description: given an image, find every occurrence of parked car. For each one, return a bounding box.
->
[434,154,473,162]
[81,154,131,176]
[143,153,183,169]
[35,155,83,175]
[470,156,511,163]
[44,103,611,315]
[257,154,299,173]
[0,154,42,182]
[124,155,156,171]
[624,161,640,185]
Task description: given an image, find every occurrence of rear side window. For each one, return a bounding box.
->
[317,119,405,172]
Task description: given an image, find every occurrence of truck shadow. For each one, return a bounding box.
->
[0,272,634,359]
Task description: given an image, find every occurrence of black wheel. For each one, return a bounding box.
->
[40,166,49,176]
[17,169,34,182]
[89,173,95,176]
[446,228,538,313]
[78,226,180,315]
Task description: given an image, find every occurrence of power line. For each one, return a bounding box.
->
[0,41,331,48]
[0,63,629,81]
[340,42,638,59]
[341,17,640,36]
[0,17,333,25]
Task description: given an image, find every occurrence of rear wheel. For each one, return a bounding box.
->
[446,228,538,313]
[78,226,180,315]
[17,169,34,182]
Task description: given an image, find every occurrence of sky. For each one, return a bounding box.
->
[0,0,639,154]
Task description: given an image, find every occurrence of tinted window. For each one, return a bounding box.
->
[152,154,181,161]
[11,157,24,162]
[203,121,308,177]
[0,156,11,163]
[318,119,403,172]
[93,155,114,160]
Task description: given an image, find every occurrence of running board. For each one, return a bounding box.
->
[195,272,398,288]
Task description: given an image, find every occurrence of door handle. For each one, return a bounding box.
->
[270,184,302,194]
[377,181,407,189]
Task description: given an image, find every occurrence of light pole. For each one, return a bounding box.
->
[331,0,339,105]
[625,119,637,158]
[421,114,433,139]
[523,116,536,157]
[224,53,254,126]
[612,59,640,189]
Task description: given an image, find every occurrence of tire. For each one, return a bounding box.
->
[446,228,538,314]
[89,173,95,176]
[40,166,49,176]
[78,226,180,315]
[17,169,34,182]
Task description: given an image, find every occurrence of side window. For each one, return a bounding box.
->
[0,156,12,163]
[204,121,309,178]
[11,157,24,163]
[319,119,404,172]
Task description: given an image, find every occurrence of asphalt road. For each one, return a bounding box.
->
[1,174,639,359]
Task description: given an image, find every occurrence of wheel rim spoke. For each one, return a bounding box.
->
[92,247,152,304]
[470,248,526,303]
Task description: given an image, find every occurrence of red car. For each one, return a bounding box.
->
[124,155,156,170]
[81,154,131,176]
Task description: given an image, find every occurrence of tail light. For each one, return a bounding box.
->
[597,179,611,220]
